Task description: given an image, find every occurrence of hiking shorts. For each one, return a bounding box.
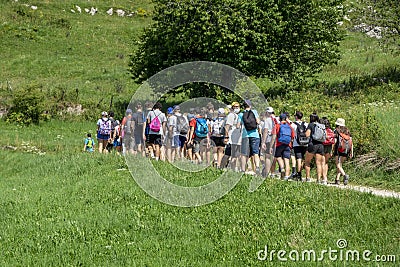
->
[134,134,143,145]
[97,132,110,141]
[275,144,291,159]
[193,137,207,154]
[241,137,260,157]
[178,135,187,148]
[293,146,307,160]
[211,136,225,147]
[123,135,135,150]
[324,145,332,155]
[307,143,324,155]
[148,134,162,146]
[171,135,180,148]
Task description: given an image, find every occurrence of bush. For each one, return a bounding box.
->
[5,86,47,125]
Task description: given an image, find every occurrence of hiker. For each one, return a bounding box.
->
[284,112,297,179]
[143,101,154,158]
[113,119,122,153]
[174,105,189,159]
[131,104,146,156]
[121,109,135,154]
[143,102,167,161]
[187,108,210,164]
[333,118,353,185]
[321,117,335,183]
[238,99,261,175]
[291,111,309,181]
[166,107,178,162]
[96,111,112,153]
[304,113,326,183]
[107,111,118,152]
[83,133,95,152]
[221,102,242,171]
[261,107,278,177]
[210,108,226,168]
[274,113,296,180]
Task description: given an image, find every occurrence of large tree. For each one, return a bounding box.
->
[129,0,344,90]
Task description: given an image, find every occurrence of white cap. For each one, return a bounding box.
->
[266,107,274,113]
[101,111,108,116]
[218,108,225,114]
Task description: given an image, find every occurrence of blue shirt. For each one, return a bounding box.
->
[238,109,260,138]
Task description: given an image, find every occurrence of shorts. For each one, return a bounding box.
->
[123,135,135,150]
[211,136,225,147]
[97,132,110,141]
[178,136,187,148]
[148,134,162,146]
[324,145,332,154]
[171,135,180,148]
[134,134,144,146]
[193,137,207,154]
[241,137,260,157]
[274,144,291,159]
[225,144,241,158]
[333,149,348,158]
[307,143,324,155]
[113,138,122,147]
[293,146,307,160]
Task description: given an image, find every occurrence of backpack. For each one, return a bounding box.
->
[338,132,352,154]
[124,117,134,135]
[134,112,145,126]
[195,118,209,138]
[312,122,326,142]
[212,118,225,136]
[243,110,257,131]
[323,128,335,145]
[176,115,189,135]
[86,138,94,148]
[149,111,161,132]
[294,121,310,146]
[99,118,111,135]
[278,123,292,145]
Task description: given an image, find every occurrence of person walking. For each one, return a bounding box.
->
[333,118,353,185]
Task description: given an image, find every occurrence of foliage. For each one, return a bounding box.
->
[347,0,400,50]
[5,85,47,125]
[130,0,345,92]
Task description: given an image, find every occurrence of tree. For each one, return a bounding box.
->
[129,0,345,95]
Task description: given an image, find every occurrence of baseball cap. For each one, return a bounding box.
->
[218,108,225,114]
[244,99,251,106]
[266,107,274,113]
[173,105,180,111]
[101,111,108,116]
[167,107,174,114]
[279,113,287,121]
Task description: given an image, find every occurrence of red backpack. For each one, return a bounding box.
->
[323,128,335,145]
[338,132,353,154]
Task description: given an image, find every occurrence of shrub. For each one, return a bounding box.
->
[5,86,46,125]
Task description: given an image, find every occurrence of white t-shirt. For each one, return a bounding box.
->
[147,109,167,135]
[263,117,274,143]
[225,112,242,145]
[167,115,178,136]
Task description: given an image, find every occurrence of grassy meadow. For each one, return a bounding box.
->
[1,0,400,266]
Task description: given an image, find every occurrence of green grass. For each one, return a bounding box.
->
[1,148,400,266]
[0,120,400,265]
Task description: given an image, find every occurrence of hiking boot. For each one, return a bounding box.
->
[343,175,349,186]
[255,167,261,176]
[306,178,312,182]
[321,180,328,185]
[334,180,340,185]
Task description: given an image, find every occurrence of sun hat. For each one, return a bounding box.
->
[244,99,252,106]
[335,118,346,127]
[266,107,274,113]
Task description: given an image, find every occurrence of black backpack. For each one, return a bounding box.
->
[294,122,309,146]
[243,110,257,131]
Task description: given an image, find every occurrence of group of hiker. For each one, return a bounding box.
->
[84,100,354,185]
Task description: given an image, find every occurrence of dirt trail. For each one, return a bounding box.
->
[326,183,400,199]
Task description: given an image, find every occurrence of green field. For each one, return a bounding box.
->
[1,0,400,265]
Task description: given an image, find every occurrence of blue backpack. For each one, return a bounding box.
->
[195,118,209,138]
[278,123,292,145]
